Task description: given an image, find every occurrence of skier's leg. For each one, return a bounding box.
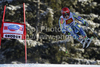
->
[74,23,92,48]
[79,27,87,39]
[75,23,87,39]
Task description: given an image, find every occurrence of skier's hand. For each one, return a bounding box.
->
[65,31,70,35]
[85,21,89,27]
[62,30,70,35]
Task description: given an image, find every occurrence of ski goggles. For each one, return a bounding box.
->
[64,13,70,17]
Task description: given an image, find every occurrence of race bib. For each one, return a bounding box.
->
[66,18,73,24]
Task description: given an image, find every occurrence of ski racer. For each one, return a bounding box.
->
[59,7,93,48]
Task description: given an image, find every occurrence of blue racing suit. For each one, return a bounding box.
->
[59,12,87,41]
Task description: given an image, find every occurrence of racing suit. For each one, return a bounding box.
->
[59,12,87,42]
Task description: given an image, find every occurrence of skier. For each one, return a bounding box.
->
[59,7,93,48]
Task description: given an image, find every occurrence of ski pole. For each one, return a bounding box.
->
[87,27,100,40]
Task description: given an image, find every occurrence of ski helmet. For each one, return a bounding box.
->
[61,7,70,18]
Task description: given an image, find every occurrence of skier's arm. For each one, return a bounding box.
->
[58,17,66,34]
[72,13,88,25]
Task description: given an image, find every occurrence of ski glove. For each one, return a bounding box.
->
[65,31,70,35]
[63,31,70,35]
[62,29,70,35]
[84,21,89,27]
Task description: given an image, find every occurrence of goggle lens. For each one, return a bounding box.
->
[64,13,69,17]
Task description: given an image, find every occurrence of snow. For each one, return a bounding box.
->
[78,0,88,2]
[0,64,99,67]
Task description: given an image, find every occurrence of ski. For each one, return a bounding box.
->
[86,37,93,48]
[82,38,88,48]
[81,37,93,48]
